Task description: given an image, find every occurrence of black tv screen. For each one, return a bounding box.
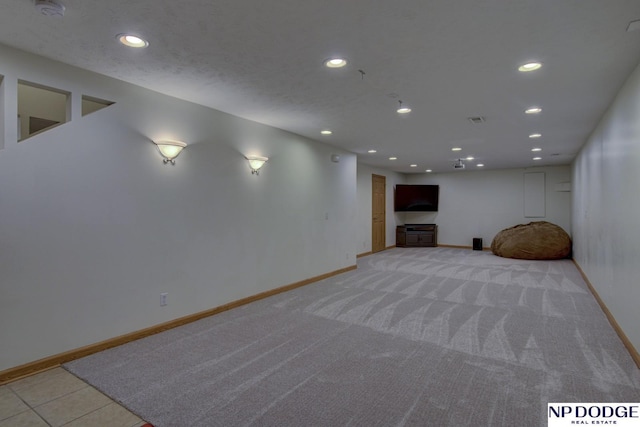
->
[394,185,439,212]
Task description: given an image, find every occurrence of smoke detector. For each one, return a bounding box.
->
[453,158,466,169]
[35,0,65,17]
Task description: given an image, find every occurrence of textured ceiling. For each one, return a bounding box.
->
[1,0,640,172]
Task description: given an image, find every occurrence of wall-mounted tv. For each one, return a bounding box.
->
[394,185,439,212]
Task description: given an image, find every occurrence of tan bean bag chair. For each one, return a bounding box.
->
[491,221,571,260]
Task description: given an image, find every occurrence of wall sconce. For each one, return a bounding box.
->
[154,140,186,164]
[246,155,268,175]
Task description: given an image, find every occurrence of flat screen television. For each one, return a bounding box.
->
[394,185,439,212]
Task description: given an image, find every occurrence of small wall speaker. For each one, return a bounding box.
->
[331,154,340,163]
[473,238,483,251]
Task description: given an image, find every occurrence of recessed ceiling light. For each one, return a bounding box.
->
[425,169,432,173]
[525,107,542,114]
[367,149,377,153]
[466,156,474,161]
[477,164,484,167]
[396,100,412,114]
[518,62,542,72]
[324,58,347,68]
[410,164,417,167]
[389,157,397,160]
[321,130,332,135]
[117,33,149,48]
[529,133,542,138]
[531,148,542,152]
[452,147,462,151]
[533,157,542,160]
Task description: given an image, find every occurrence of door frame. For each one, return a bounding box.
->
[371,174,386,253]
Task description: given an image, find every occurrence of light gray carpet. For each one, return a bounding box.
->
[65,248,640,426]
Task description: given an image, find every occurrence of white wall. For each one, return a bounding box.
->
[356,164,405,253]
[356,164,572,251]
[404,166,572,247]
[572,60,640,353]
[0,45,357,371]
[0,75,5,149]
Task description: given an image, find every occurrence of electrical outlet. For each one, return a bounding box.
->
[160,293,168,306]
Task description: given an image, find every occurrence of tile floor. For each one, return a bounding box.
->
[0,368,148,427]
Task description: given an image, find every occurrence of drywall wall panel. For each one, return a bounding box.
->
[0,75,4,150]
[0,44,357,371]
[524,172,545,217]
[572,59,640,353]
[404,166,571,247]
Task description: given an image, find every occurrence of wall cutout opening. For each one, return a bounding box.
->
[82,95,114,116]
[18,80,70,141]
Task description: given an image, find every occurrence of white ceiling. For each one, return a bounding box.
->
[2,0,640,173]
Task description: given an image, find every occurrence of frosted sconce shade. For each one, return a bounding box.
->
[154,140,186,164]
[247,155,268,175]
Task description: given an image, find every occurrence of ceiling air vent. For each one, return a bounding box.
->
[467,116,485,124]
